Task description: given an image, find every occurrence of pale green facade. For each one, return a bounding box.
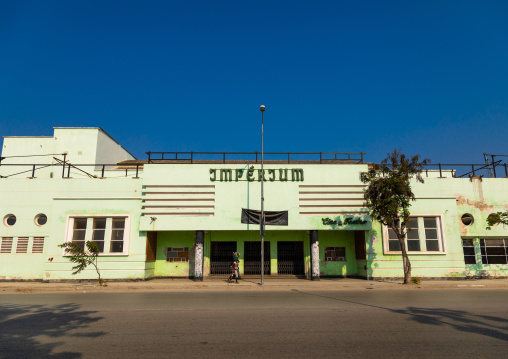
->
[1,128,507,281]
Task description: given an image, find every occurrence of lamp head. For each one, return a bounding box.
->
[260,105,265,112]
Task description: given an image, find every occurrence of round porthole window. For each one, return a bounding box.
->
[35,214,47,226]
[461,213,474,226]
[487,213,499,226]
[4,214,16,226]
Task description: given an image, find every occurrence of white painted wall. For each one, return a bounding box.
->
[1,128,136,178]
[95,129,136,169]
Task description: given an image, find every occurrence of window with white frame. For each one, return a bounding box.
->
[66,216,130,255]
[384,216,445,254]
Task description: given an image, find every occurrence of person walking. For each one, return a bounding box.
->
[227,259,240,284]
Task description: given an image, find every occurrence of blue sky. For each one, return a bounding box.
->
[1,1,507,164]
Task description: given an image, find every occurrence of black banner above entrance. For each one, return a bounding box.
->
[241,208,289,226]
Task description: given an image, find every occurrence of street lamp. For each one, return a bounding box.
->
[260,105,265,286]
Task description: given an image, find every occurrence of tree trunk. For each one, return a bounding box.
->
[93,258,103,286]
[398,235,412,284]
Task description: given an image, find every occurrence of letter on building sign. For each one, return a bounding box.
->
[321,217,337,225]
[292,169,304,181]
[247,168,255,182]
[258,169,266,182]
[268,169,275,181]
[279,169,288,181]
[235,169,244,181]
[210,169,216,181]
[220,169,232,182]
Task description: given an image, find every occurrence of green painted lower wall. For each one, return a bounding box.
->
[153,230,369,278]
[152,230,314,278]
[154,231,195,277]
[318,231,357,277]
[202,230,311,277]
[147,227,508,280]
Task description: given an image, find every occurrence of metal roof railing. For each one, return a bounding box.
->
[145,151,366,164]
[1,155,507,179]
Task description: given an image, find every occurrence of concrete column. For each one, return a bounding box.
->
[194,231,204,281]
[310,230,320,281]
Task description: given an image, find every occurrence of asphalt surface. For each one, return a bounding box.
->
[1,289,507,358]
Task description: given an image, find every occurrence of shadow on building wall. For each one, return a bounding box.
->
[365,228,380,279]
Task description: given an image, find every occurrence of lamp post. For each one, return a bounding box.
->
[260,105,265,286]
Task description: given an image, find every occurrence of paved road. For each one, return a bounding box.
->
[1,290,507,358]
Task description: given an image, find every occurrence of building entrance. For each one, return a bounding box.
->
[210,241,236,275]
[277,241,304,275]
[244,241,271,275]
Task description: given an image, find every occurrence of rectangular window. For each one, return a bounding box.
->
[0,237,13,254]
[480,239,508,265]
[324,247,346,262]
[16,237,29,253]
[387,219,421,252]
[166,247,189,262]
[66,216,129,255]
[384,216,444,254]
[406,218,420,251]
[32,237,45,253]
[424,218,440,251]
[462,239,476,264]
[388,228,401,251]
[111,218,125,253]
[72,218,87,250]
[92,218,106,252]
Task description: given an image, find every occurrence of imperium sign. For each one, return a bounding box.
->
[209,168,304,182]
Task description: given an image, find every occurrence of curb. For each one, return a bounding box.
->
[1,278,508,294]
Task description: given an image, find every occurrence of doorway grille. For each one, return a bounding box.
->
[277,241,304,275]
[244,241,271,275]
[210,241,237,275]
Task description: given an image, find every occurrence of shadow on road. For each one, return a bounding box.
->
[292,290,508,342]
[0,302,105,359]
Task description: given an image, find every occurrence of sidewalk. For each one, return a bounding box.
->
[2,277,508,294]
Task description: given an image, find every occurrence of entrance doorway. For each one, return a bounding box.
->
[277,241,304,275]
[244,241,270,275]
[210,241,236,275]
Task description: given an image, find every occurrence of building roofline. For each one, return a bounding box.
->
[53,127,102,129]
[3,136,53,138]
[53,127,137,160]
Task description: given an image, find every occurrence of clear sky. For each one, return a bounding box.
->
[1,1,507,164]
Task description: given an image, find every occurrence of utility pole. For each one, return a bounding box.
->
[260,105,265,286]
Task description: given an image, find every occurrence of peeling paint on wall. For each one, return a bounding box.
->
[456,195,494,212]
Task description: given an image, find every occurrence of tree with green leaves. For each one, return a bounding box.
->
[487,212,508,228]
[60,241,106,286]
[360,149,430,284]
